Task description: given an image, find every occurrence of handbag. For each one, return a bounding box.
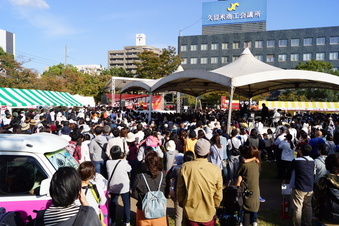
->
[214,145,227,168]
[141,172,167,219]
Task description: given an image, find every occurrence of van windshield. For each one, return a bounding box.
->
[45,148,78,170]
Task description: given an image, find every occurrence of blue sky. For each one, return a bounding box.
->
[1,0,339,73]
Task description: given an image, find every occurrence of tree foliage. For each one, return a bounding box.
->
[101,66,133,78]
[135,46,182,79]
[0,47,40,89]
[278,60,339,101]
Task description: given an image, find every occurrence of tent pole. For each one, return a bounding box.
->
[119,93,122,110]
[111,78,115,108]
[148,91,153,125]
[227,86,235,133]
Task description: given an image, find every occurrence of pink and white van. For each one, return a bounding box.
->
[0,133,108,224]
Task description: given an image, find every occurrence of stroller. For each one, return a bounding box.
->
[217,180,252,226]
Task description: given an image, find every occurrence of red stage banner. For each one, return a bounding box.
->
[220,96,240,110]
[106,94,163,110]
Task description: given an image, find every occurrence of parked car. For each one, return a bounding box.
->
[0,133,79,222]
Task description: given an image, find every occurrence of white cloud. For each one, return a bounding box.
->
[10,0,49,9]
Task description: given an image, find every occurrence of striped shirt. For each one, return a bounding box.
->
[44,204,79,226]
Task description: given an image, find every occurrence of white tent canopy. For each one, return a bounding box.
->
[119,48,339,130]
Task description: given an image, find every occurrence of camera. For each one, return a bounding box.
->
[243,190,253,197]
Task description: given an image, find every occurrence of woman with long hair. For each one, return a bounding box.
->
[132,151,167,226]
[209,134,224,170]
[237,146,261,226]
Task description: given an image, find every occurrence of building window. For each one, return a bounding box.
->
[255,55,263,61]
[244,41,252,48]
[201,44,208,51]
[303,53,312,61]
[255,41,263,48]
[190,45,197,51]
[233,42,240,49]
[181,58,187,64]
[221,56,228,63]
[201,57,208,64]
[211,57,218,64]
[291,39,299,47]
[278,54,287,62]
[222,43,229,50]
[190,58,198,64]
[267,40,275,48]
[180,45,187,51]
[316,53,325,61]
[329,52,338,60]
[266,54,274,62]
[232,56,239,61]
[304,38,312,46]
[316,37,326,45]
[291,54,299,61]
[211,43,218,50]
[330,37,339,44]
[279,40,287,47]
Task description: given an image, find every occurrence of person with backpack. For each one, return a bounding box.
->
[89,126,108,175]
[77,161,107,223]
[132,151,167,226]
[313,153,339,225]
[227,129,242,182]
[106,145,131,226]
[165,152,194,226]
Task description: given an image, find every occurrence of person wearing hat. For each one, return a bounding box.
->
[29,119,38,133]
[21,122,31,134]
[164,140,178,172]
[177,139,223,225]
[125,132,138,185]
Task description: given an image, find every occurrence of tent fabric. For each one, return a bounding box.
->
[0,87,83,107]
[130,48,339,98]
[259,101,339,112]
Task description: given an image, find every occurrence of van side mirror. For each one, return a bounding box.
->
[39,178,51,196]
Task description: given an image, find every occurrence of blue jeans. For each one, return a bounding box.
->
[109,192,130,225]
[93,160,104,174]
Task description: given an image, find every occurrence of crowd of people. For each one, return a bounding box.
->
[1,106,339,226]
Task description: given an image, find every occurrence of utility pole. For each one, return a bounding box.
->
[65,45,68,66]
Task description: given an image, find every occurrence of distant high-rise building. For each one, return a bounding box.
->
[136,34,146,46]
[179,0,339,71]
[108,34,161,74]
[0,29,15,56]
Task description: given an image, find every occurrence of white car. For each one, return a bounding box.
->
[0,133,78,222]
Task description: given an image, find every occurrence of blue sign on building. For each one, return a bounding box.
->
[202,0,267,26]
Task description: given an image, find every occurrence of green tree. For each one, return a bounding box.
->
[295,59,333,73]
[101,67,133,77]
[135,46,182,79]
[0,47,40,89]
[278,60,339,101]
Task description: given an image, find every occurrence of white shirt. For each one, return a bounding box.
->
[106,159,131,194]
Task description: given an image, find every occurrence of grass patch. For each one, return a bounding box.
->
[260,161,279,180]
[258,208,293,226]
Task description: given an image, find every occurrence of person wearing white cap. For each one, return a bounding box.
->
[164,140,178,172]
[177,139,223,225]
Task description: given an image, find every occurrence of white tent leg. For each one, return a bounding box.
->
[227,86,235,133]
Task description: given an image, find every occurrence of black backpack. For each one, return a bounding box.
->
[0,211,25,226]
[324,182,339,223]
